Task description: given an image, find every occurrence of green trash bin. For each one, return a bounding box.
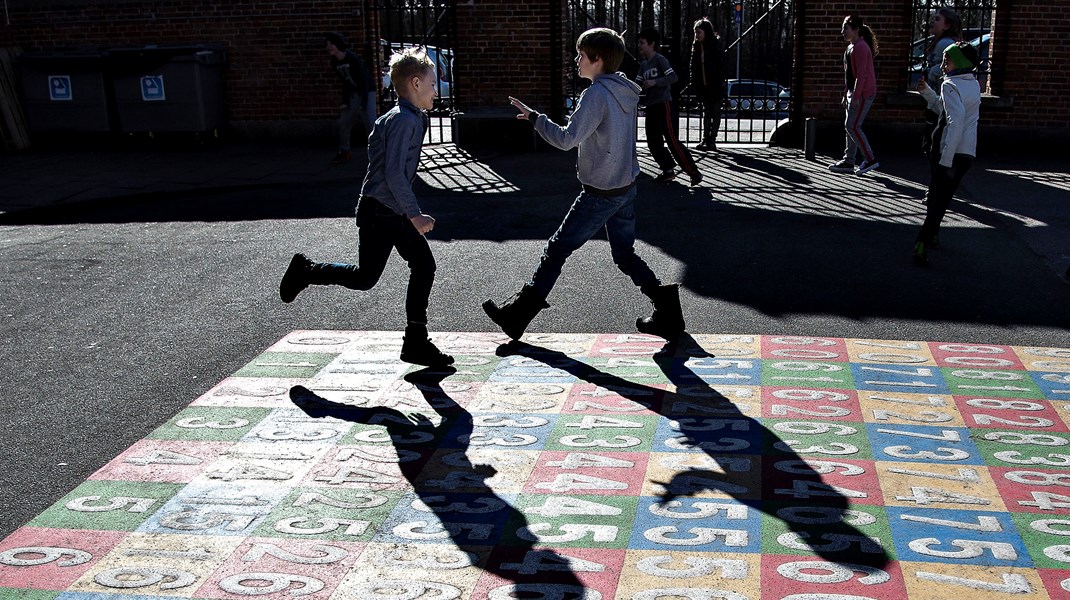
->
[108,44,226,133]
[17,49,111,132]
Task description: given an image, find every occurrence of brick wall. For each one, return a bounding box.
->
[794,0,1070,145]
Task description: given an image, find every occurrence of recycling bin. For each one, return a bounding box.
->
[17,50,111,132]
[108,45,225,133]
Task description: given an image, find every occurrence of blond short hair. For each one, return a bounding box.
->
[389,47,435,93]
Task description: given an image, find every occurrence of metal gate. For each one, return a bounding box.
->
[371,0,457,144]
[566,0,794,145]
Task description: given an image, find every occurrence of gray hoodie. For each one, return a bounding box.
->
[532,73,642,191]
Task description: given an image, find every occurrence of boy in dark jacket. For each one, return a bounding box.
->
[326,32,376,163]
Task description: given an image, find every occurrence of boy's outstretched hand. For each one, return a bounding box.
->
[509,96,533,120]
[410,214,435,235]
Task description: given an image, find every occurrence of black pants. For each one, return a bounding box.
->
[918,153,973,244]
[700,92,723,144]
[310,197,436,324]
[645,101,699,178]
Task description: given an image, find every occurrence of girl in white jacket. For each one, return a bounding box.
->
[912,41,981,265]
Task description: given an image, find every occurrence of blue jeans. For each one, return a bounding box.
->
[529,185,661,299]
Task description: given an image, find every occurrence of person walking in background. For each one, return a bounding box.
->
[911,42,981,266]
[280,47,454,366]
[829,15,880,175]
[920,8,962,157]
[690,18,724,152]
[636,28,703,186]
[483,28,686,342]
[326,31,376,164]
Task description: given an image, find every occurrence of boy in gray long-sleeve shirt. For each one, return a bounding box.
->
[482,27,687,342]
[637,28,701,186]
[279,47,454,367]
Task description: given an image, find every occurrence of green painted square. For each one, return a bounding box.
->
[406,355,503,380]
[233,351,339,378]
[762,419,872,460]
[1010,512,1070,569]
[542,414,660,453]
[762,360,854,389]
[760,501,894,560]
[341,418,452,447]
[942,367,1044,399]
[0,590,60,599]
[148,407,272,441]
[586,356,671,385]
[500,493,640,549]
[253,488,403,541]
[971,433,1070,470]
[28,480,184,531]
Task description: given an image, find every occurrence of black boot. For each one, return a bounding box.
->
[400,324,455,367]
[636,284,685,339]
[481,285,549,340]
[280,253,314,303]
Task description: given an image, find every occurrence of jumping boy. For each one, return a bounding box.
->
[280,47,453,367]
[637,28,702,186]
[483,27,686,341]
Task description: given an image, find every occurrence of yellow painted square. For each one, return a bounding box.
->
[68,532,242,596]
[858,391,965,427]
[414,448,540,494]
[665,385,760,418]
[335,541,486,598]
[614,549,761,600]
[845,338,937,366]
[521,332,599,355]
[641,452,761,499]
[899,562,1051,600]
[1012,346,1070,372]
[691,334,763,360]
[874,461,1006,511]
[470,381,572,413]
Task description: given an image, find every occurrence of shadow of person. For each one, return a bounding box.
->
[289,367,591,598]
[499,335,891,570]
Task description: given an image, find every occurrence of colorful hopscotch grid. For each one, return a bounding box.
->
[2,331,1070,599]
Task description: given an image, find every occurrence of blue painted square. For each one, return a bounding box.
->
[627,496,762,552]
[1032,370,1070,400]
[137,481,288,536]
[886,506,1033,567]
[374,491,518,545]
[852,362,950,395]
[667,356,762,387]
[654,415,760,454]
[442,413,557,451]
[488,355,577,384]
[866,423,983,465]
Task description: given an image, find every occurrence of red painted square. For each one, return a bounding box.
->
[928,342,1025,370]
[954,396,1068,432]
[196,536,365,599]
[523,451,649,496]
[761,386,861,421]
[990,466,1070,514]
[1038,568,1070,599]
[89,439,232,483]
[762,458,884,506]
[590,333,671,357]
[563,383,666,416]
[0,527,126,590]
[762,555,908,599]
[472,546,626,599]
[762,336,849,362]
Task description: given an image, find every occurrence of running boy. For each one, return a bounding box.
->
[280,47,453,366]
[483,28,686,341]
[637,28,702,186]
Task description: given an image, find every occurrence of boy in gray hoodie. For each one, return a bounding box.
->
[482,27,686,341]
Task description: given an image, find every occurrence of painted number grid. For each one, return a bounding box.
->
[2,331,1070,600]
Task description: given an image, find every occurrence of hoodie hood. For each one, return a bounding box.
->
[593,72,641,114]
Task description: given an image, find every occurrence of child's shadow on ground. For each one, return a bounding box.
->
[290,367,589,597]
[499,335,891,569]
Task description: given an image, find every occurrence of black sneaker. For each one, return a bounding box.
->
[280,253,313,303]
[855,159,880,175]
[689,172,704,187]
[828,160,855,174]
[400,334,455,367]
[330,150,352,164]
[911,242,928,266]
[653,169,676,183]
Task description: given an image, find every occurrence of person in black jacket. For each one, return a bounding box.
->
[326,32,376,163]
[690,18,724,151]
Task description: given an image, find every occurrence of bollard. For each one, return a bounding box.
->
[805,117,816,161]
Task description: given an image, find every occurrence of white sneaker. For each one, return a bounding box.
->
[855,159,880,175]
[828,160,854,174]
